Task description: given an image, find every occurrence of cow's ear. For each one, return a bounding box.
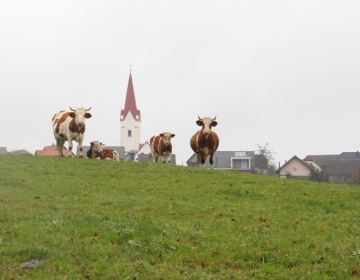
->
[212,121,218,127]
[85,113,92,119]
[90,142,93,146]
[171,134,175,138]
[160,133,164,137]
[69,112,75,118]
[196,120,203,126]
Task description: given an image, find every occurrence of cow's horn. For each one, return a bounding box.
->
[198,115,202,120]
[86,107,92,111]
[70,106,76,111]
[212,116,217,121]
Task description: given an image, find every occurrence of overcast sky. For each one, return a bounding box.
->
[1,1,360,166]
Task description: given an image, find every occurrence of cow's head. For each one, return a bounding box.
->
[196,116,217,138]
[160,132,175,147]
[90,140,103,154]
[69,107,92,129]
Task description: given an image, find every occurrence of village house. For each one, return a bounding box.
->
[278,152,360,183]
[9,149,32,156]
[186,151,267,173]
[134,142,151,161]
[276,156,316,179]
[35,144,73,157]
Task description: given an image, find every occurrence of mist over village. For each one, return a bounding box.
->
[1,1,360,278]
[2,68,360,184]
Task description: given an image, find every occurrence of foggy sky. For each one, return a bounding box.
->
[1,1,360,166]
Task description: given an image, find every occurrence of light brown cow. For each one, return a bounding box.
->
[87,141,120,161]
[52,107,92,157]
[150,132,175,163]
[190,116,219,169]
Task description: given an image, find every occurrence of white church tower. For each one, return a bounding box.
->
[120,72,141,153]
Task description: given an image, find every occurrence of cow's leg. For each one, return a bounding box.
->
[199,151,206,168]
[196,153,201,168]
[61,140,67,157]
[67,137,74,158]
[55,138,62,157]
[155,153,159,163]
[203,154,208,169]
[78,135,84,158]
[167,153,172,164]
[209,153,214,170]
[150,146,156,163]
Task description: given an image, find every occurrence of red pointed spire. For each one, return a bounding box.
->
[120,73,141,121]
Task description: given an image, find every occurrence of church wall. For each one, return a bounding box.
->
[120,111,140,152]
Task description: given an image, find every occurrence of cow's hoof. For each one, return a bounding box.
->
[67,155,72,158]
[79,155,84,158]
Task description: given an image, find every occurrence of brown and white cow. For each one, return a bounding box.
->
[87,141,120,161]
[52,107,92,157]
[150,132,175,163]
[190,116,219,169]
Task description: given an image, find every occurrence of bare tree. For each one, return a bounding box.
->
[255,142,276,175]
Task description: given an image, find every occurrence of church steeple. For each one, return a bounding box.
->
[120,72,141,153]
[120,73,141,121]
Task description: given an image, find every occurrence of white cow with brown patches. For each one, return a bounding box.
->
[190,116,219,169]
[87,140,120,161]
[150,132,175,163]
[52,107,92,157]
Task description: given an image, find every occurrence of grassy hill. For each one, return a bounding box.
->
[0,156,359,279]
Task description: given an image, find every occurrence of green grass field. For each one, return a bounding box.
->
[0,156,360,279]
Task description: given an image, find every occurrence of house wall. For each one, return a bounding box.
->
[135,143,151,161]
[279,158,311,178]
[231,157,251,170]
[120,112,140,152]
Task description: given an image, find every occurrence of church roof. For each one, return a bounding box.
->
[120,73,141,121]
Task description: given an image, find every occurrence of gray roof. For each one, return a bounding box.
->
[306,155,339,169]
[138,153,176,165]
[337,152,360,160]
[0,147,7,155]
[9,149,32,156]
[78,146,126,160]
[187,151,255,169]
[327,160,360,175]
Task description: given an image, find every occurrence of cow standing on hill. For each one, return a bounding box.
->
[150,133,175,163]
[52,107,92,157]
[190,116,219,169]
[87,141,120,161]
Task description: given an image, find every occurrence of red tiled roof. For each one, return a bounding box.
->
[36,144,69,156]
[44,144,62,151]
[138,141,149,151]
[35,150,68,156]
[120,73,141,121]
[303,156,314,161]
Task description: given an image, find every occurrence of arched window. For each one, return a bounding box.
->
[128,130,132,137]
